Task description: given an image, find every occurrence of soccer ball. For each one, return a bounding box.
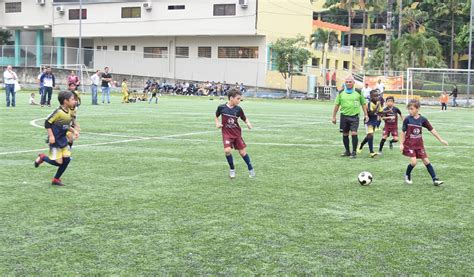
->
[358,171,373,186]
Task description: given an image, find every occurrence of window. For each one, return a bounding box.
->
[144,47,168,58]
[218,47,258,59]
[5,2,21,13]
[334,60,339,69]
[131,45,136,51]
[176,46,189,58]
[311,58,320,67]
[68,9,87,20]
[198,47,212,58]
[213,4,236,16]
[122,7,141,18]
[114,45,120,51]
[122,45,128,51]
[102,46,108,51]
[343,61,350,70]
[168,5,185,10]
[326,59,330,69]
[96,46,102,51]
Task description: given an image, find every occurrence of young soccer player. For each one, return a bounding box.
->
[440,91,449,111]
[121,79,129,103]
[378,96,403,154]
[357,90,382,158]
[34,91,78,186]
[400,99,448,186]
[148,84,159,104]
[215,89,255,179]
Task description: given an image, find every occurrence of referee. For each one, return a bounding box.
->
[332,75,368,158]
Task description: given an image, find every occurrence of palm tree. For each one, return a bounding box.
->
[310,29,339,73]
[324,0,358,46]
[360,0,386,67]
[399,33,444,68]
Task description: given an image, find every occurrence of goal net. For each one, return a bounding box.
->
[406,68,473,106]
[40,64,91,94]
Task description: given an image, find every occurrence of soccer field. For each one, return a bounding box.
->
[0,93,473,274]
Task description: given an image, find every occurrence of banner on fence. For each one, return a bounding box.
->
[364,75,404,91]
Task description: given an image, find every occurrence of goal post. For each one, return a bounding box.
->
[406,68,473,106]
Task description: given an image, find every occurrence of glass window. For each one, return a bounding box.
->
[218,47,259,59]
[213,4,236,16]
[114,45,119,51]
[122,45,128,51]
[144,47,168,58]
[198,47,212,58]
[131,45,136,51]
[176,47,189,58]
[68,9,87,20]
[168,5,185,10]
[5,2,21,13]
[122,7,141,18]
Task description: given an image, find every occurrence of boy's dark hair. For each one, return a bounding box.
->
[58,90,74,105]
[227,88,242,99]
[123,78,127,81]
[369,89,379,96]
[407,99,421,109]
[386,96,395,102]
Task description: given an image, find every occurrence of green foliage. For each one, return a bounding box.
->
[0,31,12,45]
[271,35,312,80]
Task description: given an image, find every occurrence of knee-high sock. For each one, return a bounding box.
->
[425,163,437,180]
[390,139,398,144]
[359,136,368,150]
[351,135,358,153]
[242,154,253,170]
[343,136,350,152]
[379,138,386,151]
[406,164,415,178]
[54,157,71,179]
[43,156,60,167]
[368,136,374,153]
[225,154,235,170]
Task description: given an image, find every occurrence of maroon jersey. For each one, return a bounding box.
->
[216,104,246,138]
[382,106,402,129]
[402,115,433,149]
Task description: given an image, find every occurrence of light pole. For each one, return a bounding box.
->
[467,0,473,106]
[79,0,84,93]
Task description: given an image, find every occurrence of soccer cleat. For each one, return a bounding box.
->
[350,152,357,159]
[249,169,256,178]
[34,154,46,168]
[229,169,236,179]
[404,175,413,185]
[356,146,363,154]
[370,152,378,158]
[433,179,444,186]
[340,151,351,157]
[51,178,65,186]
[389,141,394,149]
[378,151,383,156]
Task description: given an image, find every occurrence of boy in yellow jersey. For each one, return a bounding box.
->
[357,90,383,157]
[34,91,78,186]
[121,78,129,103]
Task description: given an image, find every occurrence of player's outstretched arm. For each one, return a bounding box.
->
[215,117,222,129]
[332,105,339,124]
[399,132,405,151]
[245,119,252,130]
[46,128,55,144]
[430,129,448,146]
[362,103,369,123]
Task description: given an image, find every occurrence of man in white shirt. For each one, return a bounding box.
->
[361,83,372,100]
[90,70,101,105]
[376,79,385,93]
[3,65,18,107]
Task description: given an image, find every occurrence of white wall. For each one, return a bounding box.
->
[52,0,257,38]
[0,0,53,27]
[88,36,267,86]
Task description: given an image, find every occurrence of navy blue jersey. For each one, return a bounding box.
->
[402,115,433,149]
[45,107,73,148]
[216,104,246,138]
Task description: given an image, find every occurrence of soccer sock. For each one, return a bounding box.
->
[225,154,235,170]
[379,138,386,151]
[242,154,253,171]
[390,139,398,144]
[343,136,350,152]
[406,164,415,178]
[43,156,60,167]
[425,163,437,180]
[351,135,358,153]
[54,157,71,179]
[359,136,368,149]
[368,136,374,153]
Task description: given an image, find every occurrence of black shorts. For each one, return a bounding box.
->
[340,115,359,133]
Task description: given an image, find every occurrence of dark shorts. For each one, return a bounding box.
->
[403,147,428,159]
[340,115,359,133]
[383,127,398,137]
[223,135,246,150]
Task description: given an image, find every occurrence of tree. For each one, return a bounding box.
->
[310,29,339,74]
[324,0,359,46]
[360,0,386,68]
[0,31,11,45]
[272,35,312,98]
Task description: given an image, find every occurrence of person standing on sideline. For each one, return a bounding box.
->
[376,79,385,94]
[37,67,46,98]
[40,66,56,107]
[332,75,369,159]
[331,71,337,86]
[67,71,80,91]
[101,67,112,104]
[3,65,18,107]
[362,83,371,100]
[326,70,331,86]
[449,84,458,107]
[440,91,449,111]
[90,70,100,105]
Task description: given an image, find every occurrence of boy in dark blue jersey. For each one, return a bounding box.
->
[357,90,382,158]
[400,99,448,186]
[215,89,255,179]
[34,91,78,186]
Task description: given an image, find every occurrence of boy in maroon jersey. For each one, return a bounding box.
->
[215,89,255,179]
[400,99,448,186]
[378,96,403,154]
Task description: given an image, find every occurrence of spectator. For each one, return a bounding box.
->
[440,91,449,111]
[101,67,112,104]
[121,78,129,103]
[29,93,39,105]
[40,66,56,107]
[67,71,80,91]
[326,70,331,86]
[331,71,337,86]
[90,70,100,105]
[3,65,18,107]
[362,83,371,100]
[240,83,247,93]
[37,67,46,98]
[449,84,458,107]
[376,79,385,93]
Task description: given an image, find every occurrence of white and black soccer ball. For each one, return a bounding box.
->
[358,171,373,186]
